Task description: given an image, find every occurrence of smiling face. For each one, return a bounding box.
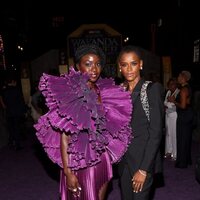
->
[168,79,178,92]
[77,54,102,83]
[118,51,143,85]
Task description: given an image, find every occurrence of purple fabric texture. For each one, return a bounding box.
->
[34,68,132,171]
[59,152,113,200]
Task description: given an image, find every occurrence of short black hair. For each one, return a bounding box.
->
[74,44,106,66]
[117,45,143,62]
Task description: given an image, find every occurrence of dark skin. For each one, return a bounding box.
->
[168,73,190,109]
[60,54,107,199]
[118,51,147,193]
[164,79,178,110]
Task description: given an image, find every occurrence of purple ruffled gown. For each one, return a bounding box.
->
[34,68,132,200]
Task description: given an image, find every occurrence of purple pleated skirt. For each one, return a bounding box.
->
[59,152,113,200]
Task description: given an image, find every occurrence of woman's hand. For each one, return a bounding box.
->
[65,170,81,197]
[60,133,81,197]
[132,170,147,193]
[167,95,175,103]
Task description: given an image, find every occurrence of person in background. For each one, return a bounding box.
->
[164,78,180,161]
[0,91,6,110]
[29,81,47,123]
[0,82,9,149]
[168,70,194,168]
[1,76,26,150]
[34,44,132,200]
[117,45,164,200]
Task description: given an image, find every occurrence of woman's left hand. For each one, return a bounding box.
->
[132,170,147,193]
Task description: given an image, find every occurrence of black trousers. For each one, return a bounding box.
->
[7,116,21,147]
[176,108,193,168]
[120,164,153,200]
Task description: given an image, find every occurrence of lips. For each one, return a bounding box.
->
[90,74,98,78]
[126,73,134,77]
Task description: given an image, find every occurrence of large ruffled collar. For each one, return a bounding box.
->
[35,68,133,170]
[39,68,132,134]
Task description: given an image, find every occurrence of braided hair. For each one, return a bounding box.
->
[74,44,106,67]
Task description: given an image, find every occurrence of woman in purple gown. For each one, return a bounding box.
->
[34,44,132,200]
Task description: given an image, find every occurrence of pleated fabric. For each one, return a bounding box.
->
[59,152,112,200]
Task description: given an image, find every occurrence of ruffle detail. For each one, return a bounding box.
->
[95,78,133,163]
[38,69,95,130]
[34,68,132,170]
[34,114,63,166]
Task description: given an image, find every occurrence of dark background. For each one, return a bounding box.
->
[0,0,199,88]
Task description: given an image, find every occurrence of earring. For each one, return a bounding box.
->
[119,68,121,72]
[140,66,143,70]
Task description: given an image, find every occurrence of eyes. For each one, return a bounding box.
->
[119,61,139,68]
[84,61,102,68]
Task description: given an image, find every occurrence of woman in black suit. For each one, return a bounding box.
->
[117,45,164,200]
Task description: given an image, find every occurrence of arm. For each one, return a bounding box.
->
[164,90,170,107]
[132,83,164,193]
[168,87,188,109]
[31,91,43,114]
[0,95,6,109]
[60,133,81,192]
[174,87,189,109]
[140,82,164,172]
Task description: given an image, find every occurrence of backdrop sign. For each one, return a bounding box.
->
[67,26,122,78]
[69,36,121,63]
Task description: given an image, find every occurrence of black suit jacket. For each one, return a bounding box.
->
[118,79,164,176]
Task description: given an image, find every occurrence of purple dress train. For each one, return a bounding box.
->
[34,68,132,200]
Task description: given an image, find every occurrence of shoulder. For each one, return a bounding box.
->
[165,90,171,96]
[181,85,189,91]
[147,82,165,100]
[97,77,115,87]
[97,77,123,92]
[148,82,164,92]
